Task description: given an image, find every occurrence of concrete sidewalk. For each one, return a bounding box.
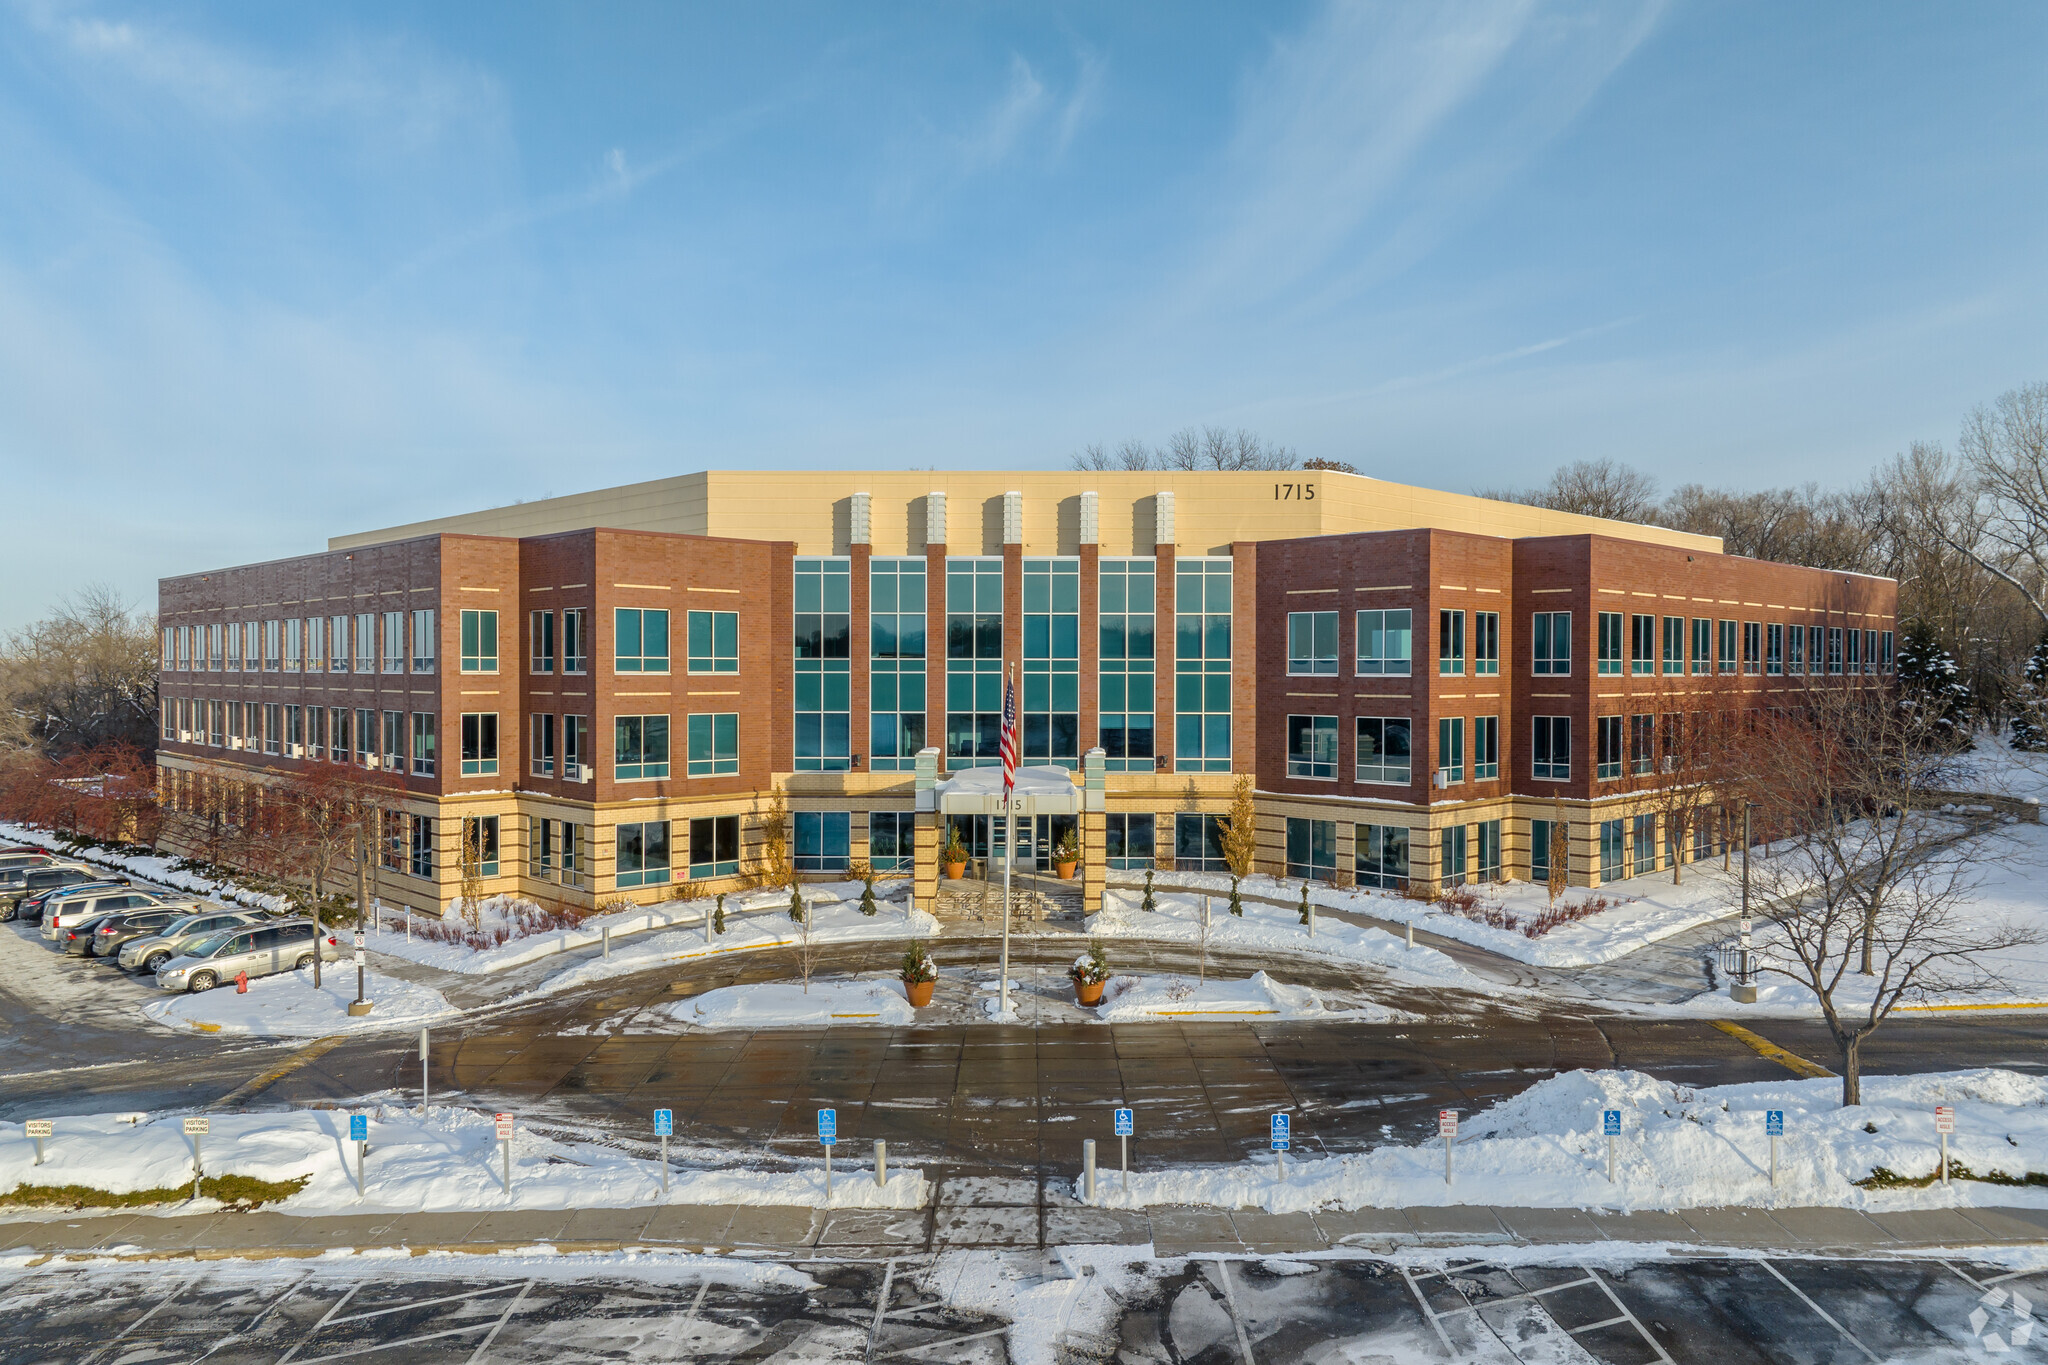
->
[6,1200,2047,1263]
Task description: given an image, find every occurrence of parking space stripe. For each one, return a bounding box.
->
[1399,1267,1458,1358]
[1585,1269,1676,1364]
[1213,1259,1257,1365]
[80,1277,187,1365]
[866,1259,898,1361]
[276,1283,358,1365]
[291,1321,501,1365]
[328,1282,523,1325]
[1432,1275,1599,1319]
[461,1277,532,1365]
[1759,1259,1879,1362]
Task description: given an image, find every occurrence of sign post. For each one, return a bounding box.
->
[24,1119,50,1167]
[1766,1109,1784,1188]
[419,1028,430,1112]
[350,1113,368,1197]
[1603,1109,1621,1183]
[1083,1139,1097,1201]
[1114,1107,1133,1191]
[183,1116,209,1200]
[818,1108,837,1201]
[875,1139,887,1188]
[1439,1110,1459,1185]
[495,1112,514,1194]
[654,1109,673,1195]
[1270,1113,1290,1182]
[1935,1105,1955,1186]
[1733,805,1759,1002]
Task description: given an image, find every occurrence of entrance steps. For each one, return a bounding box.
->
[933,871,1084,930]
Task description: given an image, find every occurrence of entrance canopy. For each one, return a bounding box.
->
[925,765,1081,816]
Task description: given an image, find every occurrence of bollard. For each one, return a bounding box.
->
[875,1139,887,1188]
[1406,920,1414,950]
[420,1028,430,1113]
[603,925,611,959]
[1307,902,1316,938]
[1083,1139,1096,1202]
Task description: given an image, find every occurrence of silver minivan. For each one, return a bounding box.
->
[155,920,342,992]
[118,909,268,974]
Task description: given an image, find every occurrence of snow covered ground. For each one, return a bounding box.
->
[142,966,458,1037]
[1093,970,1417,1023]
[1090,884,1476,984]
[0,820,289,913]
[0,1103,927,1214]
[1083,1067,2048,1215]
[670,978,917,1029]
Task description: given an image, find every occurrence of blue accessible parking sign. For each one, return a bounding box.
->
[1114,1107,1133,1137]
[654,1109,673,1136]
[349,1114,367,1142]
[818,1108,837,1146]
[1270,1113,1290,1151]
[1766,1110,1784,1136]
[1603,1110,1621,1136]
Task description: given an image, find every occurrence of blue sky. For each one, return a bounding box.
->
[3,1,2046,628]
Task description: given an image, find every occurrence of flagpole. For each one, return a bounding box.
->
[1000,663,1015,1018]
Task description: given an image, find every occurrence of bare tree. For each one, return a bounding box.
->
[0,584,160,758]
[1070,427,1298,473]
[1632,709,1742,885]
[1734,687,2039,1105]
[1960,381,2048,629]
[1660,483,1873,571]
[1479,459,1659,523]
[276,760,400,989]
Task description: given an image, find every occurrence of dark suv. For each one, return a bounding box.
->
[88,906,194,959]
[4,867,113,920]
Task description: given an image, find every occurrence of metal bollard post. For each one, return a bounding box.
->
[1406,920,1415,950]
[1083,1139,1096,1202]
[1307,902,1316,938]
[875,1139,887,1188]
[603,925,611,959]
[420,1028,430,1113]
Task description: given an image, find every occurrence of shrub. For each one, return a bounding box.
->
[1522,895,1618,939]
[901,939,938,982]
[1070,942,1111,985]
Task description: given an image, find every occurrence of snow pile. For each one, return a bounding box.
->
[0,1104,929,1213]
[0,820,288,913]
[1093,971,1413,1023]
[143,966,457,1037]
[1084,1068,2048,1214]
[1091,886,1471,982]
[671,978,916,1029]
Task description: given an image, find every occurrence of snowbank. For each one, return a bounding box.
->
[1093,971,1414,1023]
[1083,1067,2048,1215]
[1091,885,1472,983]
[0,1104,928,1213]
[671,978,917,1029]
[0,821,287,913]
[142,967,457,1037]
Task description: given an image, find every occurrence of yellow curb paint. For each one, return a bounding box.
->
[207,1033,352,1110]
[1711,1020,1836,1079]
[1149,1008,1280,1017]
[190,1021,221,1034]
[829,1013,882,1019]
[1895,1001,2048,1014]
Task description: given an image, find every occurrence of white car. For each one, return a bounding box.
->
[118,909,269,974]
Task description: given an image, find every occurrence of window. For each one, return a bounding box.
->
[1355,717,1412,785]
[1173,813,1229,872]
[1355,823,1409,889]
[688,815,740,879]
[284,619,302,672]
[264,619,282,672]
[1807,625,1825,677]
[1662,617,1683,674]
[1630,614,1654,675]
[1533,716,1571,781]
[1827,627,1844,675]
[383,711,404,770]
[1356,608,1413,676]
[411,610,434,672]
[794,811,851,873]
[616,820,672,888]
[328,615,348,672]
[1881,631,1894,672]
[331,707,350,762]
[613,714,669,780]
[1106,813,1155,870]
[565,715,589,779]
[410,816,435,879]
[382,611,404,673]
[1530,819,1559,882]
[1864,629,1880,675]
[263,703,282,755]
[615,607,671,674]
[463,816,500,879]
[1716,619,1735,674]
[687,610,739,674]
[1287,611,1337,675]
[1693,812,1716,861]
[1473,611,1499,675]
[302,618,320,672]
[1476,819,1502,882]
[353,613,375,672]
[460,610,498,672]
[161,701,174,741]
[530,816,556,880]
[160,626,172,670]
[1437,717,1465,784]
[1846,627,1861,674]
[1598,612,1623,675]
[1474,715,1498,780]
[231,622,248,672]
[1440,825,1468,887]
[1766,624,1784,675]
[687,713,738,776]
[870,557,929,771]
[531,611,555,674]
[1286,715,1338,779]
[1098,558,1155,771]
[1022,558,1080,766]
[1630,714,1654,775]
[354,708,374,765]
[209,702,225,748]
[563,609,587,674]
[869,811,915,871]
[460,712,499,777]
[1174,559,1233,771]
[1787,624,1806,674]
[1745,622,1762,675]
[411,713,436,776]
[1439,609,1465,676]
[1599,819,1624,882]
[381,810,405,873]
[1632,814,1656,875]
[795,558,852,771]
[1286,818,1336,881]
[1597,715,1623,780]
[1531,611,1570,676]
[1690,618,1710,675]
[531,714,556,776]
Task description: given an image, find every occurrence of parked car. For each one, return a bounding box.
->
[41,886,159,940]
[118,909,268,974]
[58,911,127,956]
[155,920,343,992]
[91,905,216,960]
[0,851,54,875]
[5,867,112,920]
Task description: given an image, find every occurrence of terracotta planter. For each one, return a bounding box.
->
[1056,860,1077,880]
[1074,977,1105,1006]
[945,860,967,880]
[905,978,935,1008]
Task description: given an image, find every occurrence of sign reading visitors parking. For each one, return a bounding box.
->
[350,1114,367,1142]
[1270,1113,1290,1151]
[1935,1105,1956,1134]
[24,1120,51,1139]
[817,1108,837,1146]
[1603,1110,1621,1136]
[183,1117,209,1136]
[1766,1110,1784,1137]
[654,1109,673,1136]
[495,1112,514,1140]
[1114,1108,1134,1137]
[1438,1110,1459,1138]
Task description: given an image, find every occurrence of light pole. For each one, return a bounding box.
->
[1732,801,1758,1003]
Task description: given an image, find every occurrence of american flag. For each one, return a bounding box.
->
[998,672,1019,799]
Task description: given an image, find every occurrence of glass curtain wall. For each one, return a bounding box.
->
[1022,558,1080,767]
[793,557,851,771]
[1098,558,1156,771]
[1174,558,1233,771]
[945,558,1004,766]
[869,558,927,771]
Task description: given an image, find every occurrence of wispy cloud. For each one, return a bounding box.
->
[958,54,1047,171]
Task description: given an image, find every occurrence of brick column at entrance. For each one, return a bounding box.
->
[1082,746,1107,915]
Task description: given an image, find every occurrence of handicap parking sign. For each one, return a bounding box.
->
[1603,1110,1621,1137]
[349,1114,367,1142]
[654,1108,673,1136]
[1114,1107,1134,1137]
[818,1108,837,1146]
[1766,1110,1784,1136]
[1270,1113,1290,1151]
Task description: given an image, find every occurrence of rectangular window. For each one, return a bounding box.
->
[562,609,587,674]
[531,817,555,880]
[1600,819,1625,882]
[1173,813,1229,872]
[1436,716,1465,784]
[161,626,173,671]
[410,816,434,879]
[460,712,499,776]
[1881,631,1895,672]
[354,708,374,765]
[796,557,853,771]
[302,618,320,672]
[565,715,589,779]
[263,703,281,755]
[263,619,281,672]
[1788,624,1806,675]
[1807,625,1825,676]
[331,707,350,763]
[871,557,930,771]
[531,714,555,776]
[1691,617,1710,675]
[1473,715,1499,781]
[383,711,404,771]
[1285,817,1337,882]
[464,817,501,881]
[1597,715,1623,780]
[614,607,671,674]
[354,613,375,672]
[1864,629,1880,675]
[1287,611,1337,675]
[382,611,404,673]
[1476,819,1502,883]
[411,609,434,672]
[687,610,739,674]
[1766,624,1784,675]
[1630,614,1654,675]
[1105,812,1155,870]
[1355,823,1409,889]
[1473,611,1499,675]
[1630,714,1654,775]
[1846,627,1861,674]
[1174,559,1233,771]
[284,618,302,672]
[613,714,670,780]
[1438,609,1465,676]
[459,610,497,673]
[688,815,741,880]
[1355,608,1413,676]
[328,615,347,672]
[1633,814,1656,875]
[1096,558,1154,771]
[1355,717,1412,785]
[869,811,915,871]
[1718,619,1737,673]
[1533,716,1571,781]
[687,712,739,776]
[411,713,436,776]
[1745,622,1762,675]
[616,820,672,888]
[1532,611,1571,676]
[531,610,555,674]
[161,701,175,741]
[1021,557,1081,767]
[794,811,851,873]
[229,622,247,672]
[1440,825,1468,888]
[209,701,225,748]
[1827,627,1844,674]
[1530,819,1558,882]
[1285,715,1337,779]
[1598,612,1623,675]
[1662,616,1683,674]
